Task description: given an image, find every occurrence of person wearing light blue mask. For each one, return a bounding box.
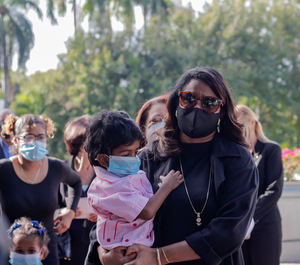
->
[85,110,183,260]
[0,114,82,265]
[8,217,50,265]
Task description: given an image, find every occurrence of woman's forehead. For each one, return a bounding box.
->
[19,124,46,134]
[183,79,216,97]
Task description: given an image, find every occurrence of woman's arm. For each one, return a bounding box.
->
[181,151,258,265]
[253,144,283,222]
[125,241,199,265]
[99,246,136,265]
[53,161,81,233]
[61,162,82,212]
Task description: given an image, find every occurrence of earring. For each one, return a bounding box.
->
[74,155,84,172]
[175,110,178,118]
[217,119,220,133]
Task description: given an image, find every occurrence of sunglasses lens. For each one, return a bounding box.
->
[202,97,221,113]
[180,93,222,112]
[180,93,196,108]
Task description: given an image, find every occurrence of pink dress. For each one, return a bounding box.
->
[87,166,154,249]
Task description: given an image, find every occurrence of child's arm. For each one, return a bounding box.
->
[137,170,183,220]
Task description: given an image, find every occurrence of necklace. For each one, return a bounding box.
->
[179,157,212,227]
[252,150,262,167]
[18,158,44,184]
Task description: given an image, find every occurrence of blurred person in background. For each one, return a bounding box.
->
[59,115,97,265]
[136,94,168,147]
[0,114,81,265]
[237,104,283,265]
[0,109,16,159]
[0,215,9,265]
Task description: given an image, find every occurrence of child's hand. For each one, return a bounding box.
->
[159,170,183,191]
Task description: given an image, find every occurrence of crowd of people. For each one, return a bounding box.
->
[0,66,283,265]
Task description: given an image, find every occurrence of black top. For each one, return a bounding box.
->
[157,141,216,251]
[0,157,82,235]
[253,141,283,224]
[140,134,258,265]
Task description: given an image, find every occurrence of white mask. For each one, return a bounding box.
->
[146,121,165,142]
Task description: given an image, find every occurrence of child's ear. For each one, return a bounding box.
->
[96,154,109,168]
[40,246,46,260]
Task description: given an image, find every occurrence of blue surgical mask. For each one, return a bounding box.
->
[9,252,42,265]
[107,155,141,178]
[19,141,48,161]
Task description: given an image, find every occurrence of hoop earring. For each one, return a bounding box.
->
[217,119,220,133]
[74,155,84,172]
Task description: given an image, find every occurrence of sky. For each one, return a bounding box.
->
[22,0,209,75]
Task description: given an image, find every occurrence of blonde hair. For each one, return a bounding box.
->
[236,105,273,143]
[8,217,50,258]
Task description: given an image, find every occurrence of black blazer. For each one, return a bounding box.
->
[85,135,259,265]
[253,140,283,224]
[140,134,259,265]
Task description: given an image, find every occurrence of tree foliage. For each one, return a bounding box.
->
[0,0,42,105]
[10,0,300,158]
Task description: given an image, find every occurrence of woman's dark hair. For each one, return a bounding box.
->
[154,66,247,158]
[85,110,143,166]
[64,115,92,156]
[136,93,169,146]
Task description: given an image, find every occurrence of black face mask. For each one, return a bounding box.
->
[176,107,220,138]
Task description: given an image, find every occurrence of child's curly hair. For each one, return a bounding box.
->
[1,114,56,139]
[8,217,50,257]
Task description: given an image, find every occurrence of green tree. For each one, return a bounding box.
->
[0,0,42,107]
[11,0,300,158]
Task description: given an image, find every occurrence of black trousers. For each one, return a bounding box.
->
[242,220,282,265]
[84,225,102,265]
[44,233,59,265]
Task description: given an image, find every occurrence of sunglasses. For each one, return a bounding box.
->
[179,91,223,113]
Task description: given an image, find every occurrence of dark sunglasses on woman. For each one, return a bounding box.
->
[179,91,223,113]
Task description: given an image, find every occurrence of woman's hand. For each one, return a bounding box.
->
[88,213,98,222]
[53,208,75,234]
[124,244,157,265]
[75,207,82,218]
[98,246,136,265]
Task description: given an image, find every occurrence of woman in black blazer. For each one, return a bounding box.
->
[238,105,283,265]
